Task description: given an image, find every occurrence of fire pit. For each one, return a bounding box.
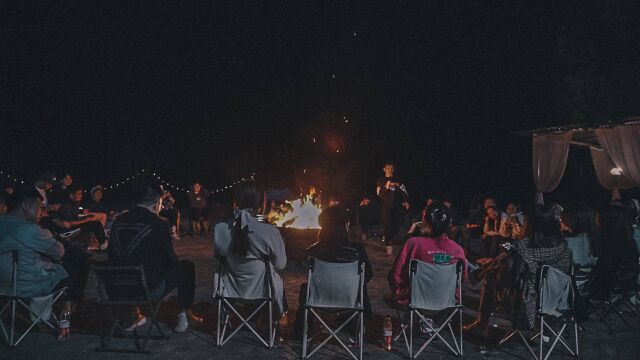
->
[278,227,320,262]
[271,188,322,262]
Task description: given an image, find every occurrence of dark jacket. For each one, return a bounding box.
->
[108,207,179,290]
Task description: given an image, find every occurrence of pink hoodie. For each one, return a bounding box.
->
[389,234,467,306]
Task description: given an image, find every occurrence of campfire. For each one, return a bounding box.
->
[271,188,322,229]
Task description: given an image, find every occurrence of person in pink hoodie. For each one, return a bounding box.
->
[387,203,467,306]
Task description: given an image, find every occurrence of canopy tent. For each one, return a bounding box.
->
[523,117,640,204]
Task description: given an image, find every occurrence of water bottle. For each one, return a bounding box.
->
[58,309,71,341]
[277,312,289,342]
[382,314,393,351]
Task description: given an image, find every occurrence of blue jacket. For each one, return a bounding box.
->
[0,215,67,297]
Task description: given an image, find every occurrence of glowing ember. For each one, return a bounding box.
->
[271,188,322,229]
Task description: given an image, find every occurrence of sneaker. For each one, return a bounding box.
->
[99,240,109,251]
[419,318,436,335]
[174,312,189,333]
[123,316,147,332]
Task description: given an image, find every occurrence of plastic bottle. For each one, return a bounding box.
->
[383,314,393,351]
[58,309,71,341]
[278,312,289,342]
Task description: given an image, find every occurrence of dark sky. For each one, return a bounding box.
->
[2,1,639,207]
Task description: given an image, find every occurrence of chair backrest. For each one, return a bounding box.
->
[93,265,151,305]
[0,250,18,297]
[306,258,364,309]
[214,257,273,300]
[538,265,573,317]
[565,234,596,266]
[409,259,462,311]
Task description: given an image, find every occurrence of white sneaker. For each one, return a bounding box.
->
[124,316,147,331]
[174,312,188,333]
[99,240,109,251]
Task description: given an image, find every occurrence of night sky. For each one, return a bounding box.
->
[2,1,640,208]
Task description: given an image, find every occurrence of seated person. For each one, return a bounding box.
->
[56,185,108,250]
[500,202,528,237]
[589,204,640,301]
[85,185,112,216]
[482,205,502,258]
[559,203,598,266]
[388,203,467,307]
[407,205,432,238]
[0,195,7,216]
[464,204,571,332]
[0,197,90,321]
[213,187,287,317]
[108,185,201,332]
[158,187,180,240]
[293,207,374,335]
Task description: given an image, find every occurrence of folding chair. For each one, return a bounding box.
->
[591,264,640,333]
[394,259,463,359]
[0,250,66,347]
[500,265,579,360]
[214,258,276,349]
[301,258,365,360]
[93,265,168,354]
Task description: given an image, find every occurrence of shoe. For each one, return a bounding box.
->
[173,310,202,333]
[123,316,147,332]
[463,320,482,332]
[172,232,181,240]
[99,240,109,251]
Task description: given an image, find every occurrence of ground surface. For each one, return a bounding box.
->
[2,233,639,360]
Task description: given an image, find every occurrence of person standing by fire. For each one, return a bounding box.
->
[376,163,410,248]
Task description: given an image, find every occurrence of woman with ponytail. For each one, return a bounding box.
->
[387,202,467,306]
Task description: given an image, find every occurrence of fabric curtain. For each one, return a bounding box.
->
[590,147,636,190]
[595,122,640,187]
[532,131,572,204]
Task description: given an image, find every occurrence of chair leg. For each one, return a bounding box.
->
[10,299,16,347]
[574,322,579,357]
[540,316,544,360]
[268,300,273,349]
[302,308,309,359]
[409,310,414,359]
[216,299,222,347]
[359,311,364,360]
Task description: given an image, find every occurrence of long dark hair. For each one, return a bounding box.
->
[600,204,638,257]
[231,187,262,256]
[317,207,349,244]
[529,204,564,248]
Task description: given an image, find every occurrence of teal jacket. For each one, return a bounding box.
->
[0,215,67,297]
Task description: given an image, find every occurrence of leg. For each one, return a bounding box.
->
[380,206,392,245]
[80,220,107,245]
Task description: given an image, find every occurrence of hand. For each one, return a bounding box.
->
[82,209,90,215]
[402,202,410,210]
[385,181,391,189]
[49,204,60,211]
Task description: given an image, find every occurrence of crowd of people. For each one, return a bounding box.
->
[0,166,639,354]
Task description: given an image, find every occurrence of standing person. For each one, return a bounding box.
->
[108,186,201,332]
[376,163,409,247]
[187,182,210,235]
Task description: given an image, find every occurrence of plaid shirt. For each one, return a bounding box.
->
[511,239,571,329]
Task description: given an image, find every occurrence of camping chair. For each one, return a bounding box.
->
[214,258,276,349]
[500,265,579,360]
[395,259,463,359]
[591,263,640,333]
[0,250,66,347]
[93,265,167,354]
[301,258,365,360]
